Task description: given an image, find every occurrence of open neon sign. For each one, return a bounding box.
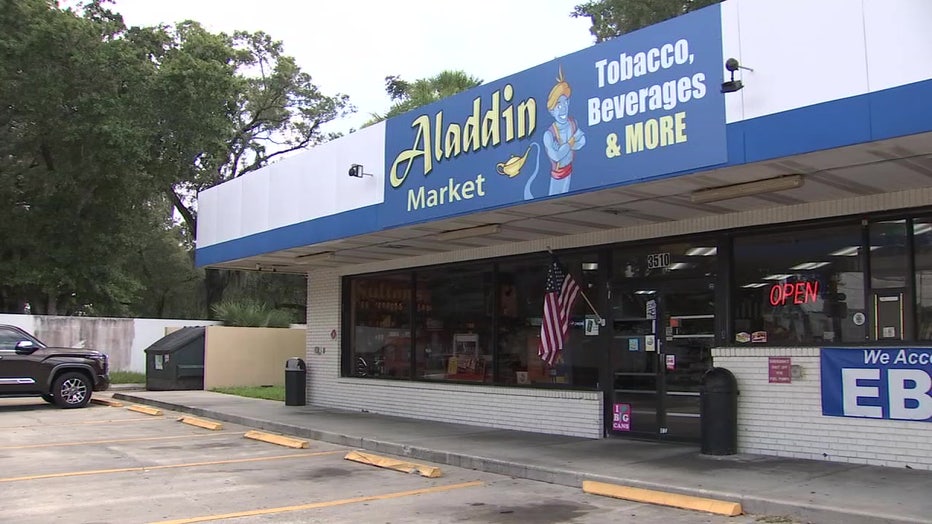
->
[770,281,820,306]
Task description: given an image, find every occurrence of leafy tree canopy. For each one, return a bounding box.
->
[364,70,482,126]
[572,0,721,41]
[0,0,348,316]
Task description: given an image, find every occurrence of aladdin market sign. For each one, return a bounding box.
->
[381,4,726,228]
[821,348,932,422]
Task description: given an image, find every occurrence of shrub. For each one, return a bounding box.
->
[211,299,294,327]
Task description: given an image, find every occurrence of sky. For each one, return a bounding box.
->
[108,0,597,133]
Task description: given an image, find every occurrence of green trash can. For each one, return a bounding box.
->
[144,327,205,391]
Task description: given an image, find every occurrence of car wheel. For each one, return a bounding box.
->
[41,394,55,404]
[52,372,92,409]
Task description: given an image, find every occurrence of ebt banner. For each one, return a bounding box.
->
[821,348,932,422]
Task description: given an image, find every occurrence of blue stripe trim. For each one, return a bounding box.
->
[195,205,380,267]
[196,79,932,267]
[728,79,932,166]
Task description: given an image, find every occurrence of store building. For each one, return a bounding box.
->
[195,0,932,470]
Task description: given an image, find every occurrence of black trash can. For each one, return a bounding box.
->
[284,357,307,406]
[700,367,738,455]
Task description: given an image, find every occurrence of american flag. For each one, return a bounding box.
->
[539,258,580,366]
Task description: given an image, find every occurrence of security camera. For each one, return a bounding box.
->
[725,58,741,72]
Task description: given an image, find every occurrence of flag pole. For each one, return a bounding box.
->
[547,246,605,326]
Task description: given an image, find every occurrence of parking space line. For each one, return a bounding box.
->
[152,480,486,524]
[0,450,343,483]
[0,416,164,429]
[0,432,229,450]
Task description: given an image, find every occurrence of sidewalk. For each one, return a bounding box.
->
[110,388,932,524]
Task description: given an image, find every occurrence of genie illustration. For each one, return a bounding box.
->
[521,67,586,199]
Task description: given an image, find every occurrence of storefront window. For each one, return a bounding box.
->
[613,241,718,281]
[496,256,548,385]
[733,225,866,345]
[870,220,908,289]
[495,254,600,388]
[557,253,602,388]
[414,264,493,383]
[349,274,412,378]
[913,219,932,339]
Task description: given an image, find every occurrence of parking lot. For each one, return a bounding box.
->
[0,394,772,524]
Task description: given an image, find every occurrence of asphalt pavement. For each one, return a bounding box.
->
[109,386,932,524]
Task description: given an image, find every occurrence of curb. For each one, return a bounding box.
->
[110,393,923,524]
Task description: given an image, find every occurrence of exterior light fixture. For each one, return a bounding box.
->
[295,251,335,263]
[348,164,373,178]
[435,224,501,241]
[721,57,753,93]
[690,174,803,204]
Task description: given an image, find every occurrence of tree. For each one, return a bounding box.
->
[119,198,205,319]
[572,0,721,41]
[0,1,348,316]
[0,0,163,314]
[130,21,352,312]
[364,70,482,126]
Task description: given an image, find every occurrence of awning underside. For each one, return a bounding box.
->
[206,132,932,273]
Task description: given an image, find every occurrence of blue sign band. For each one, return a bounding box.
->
[382,5,726,229]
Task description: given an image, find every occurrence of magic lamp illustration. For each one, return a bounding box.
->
[496,145,534,178]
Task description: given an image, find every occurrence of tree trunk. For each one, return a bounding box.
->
[204,268,231,317]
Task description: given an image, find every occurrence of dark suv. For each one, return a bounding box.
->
[0,324,111,408]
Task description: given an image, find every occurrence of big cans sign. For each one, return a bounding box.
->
[821,348,932,422]
[382,5,726,228]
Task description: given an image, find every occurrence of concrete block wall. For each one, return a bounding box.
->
[306,269,603,438]
[0,313,219,373]
[714,347,932,470]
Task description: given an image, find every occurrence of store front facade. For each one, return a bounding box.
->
[339,213,932,444]
[195,0,932,469]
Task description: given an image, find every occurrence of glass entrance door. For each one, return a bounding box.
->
[609,280,715,441]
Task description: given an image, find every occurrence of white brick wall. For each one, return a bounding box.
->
[305,268,602,438]
[714,348,932,470]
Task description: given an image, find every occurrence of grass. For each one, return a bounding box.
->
[110,371,146,384]
[210,385,285,401]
